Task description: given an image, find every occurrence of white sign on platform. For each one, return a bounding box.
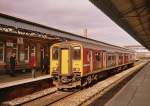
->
[6,41,13,47]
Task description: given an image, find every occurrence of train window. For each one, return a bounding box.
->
[96,52,101,61]
[119,56,122,59]
[0,42,4,63]
[52,47,59,60]
[108,56,111,60]
[112,56,115,60]
[112,56,116,64]
[73,46,81,60]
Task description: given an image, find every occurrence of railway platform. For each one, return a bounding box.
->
[104,62,150,106]
[0,71,46,84]
[0,72,53,103]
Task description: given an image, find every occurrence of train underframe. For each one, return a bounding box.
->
[54,62,134,90]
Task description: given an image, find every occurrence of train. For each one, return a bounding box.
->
[50,41,135,89]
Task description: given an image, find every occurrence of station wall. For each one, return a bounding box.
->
[0,33,51,74]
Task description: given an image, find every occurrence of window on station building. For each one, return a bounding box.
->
[18,46,24,62]
[0,42,4,63]
[73,46,81,60]
[13,43,17,60]
[52,47,59,60]
[24,45,29,63]
[31,45,36,54]
[6,41,18,63]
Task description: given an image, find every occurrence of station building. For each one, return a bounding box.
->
[0,32,54,74]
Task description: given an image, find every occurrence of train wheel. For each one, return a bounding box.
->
[81,77,88,87]
[94,74,98,81]
[91,75,94,81]
[87,76,92,84]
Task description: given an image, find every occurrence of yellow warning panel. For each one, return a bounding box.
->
[61,49,69,75]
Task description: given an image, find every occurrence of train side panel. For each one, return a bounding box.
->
[93,50,103,70]
[83,48,105,76]
[83,48,91,75]
[106,53,116,68]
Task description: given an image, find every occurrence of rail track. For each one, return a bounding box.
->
[22,90,78,106]
[2,87,57,106]
[2,83,79,106]
[2,61,147,106]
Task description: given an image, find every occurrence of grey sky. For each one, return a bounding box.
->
[0,0,140,46]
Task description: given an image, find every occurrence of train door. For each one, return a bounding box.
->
[89,51,93,72]
[116,53,119,65]
[100,52,103,68]
[102,52,107,68]
[61,49,69,75]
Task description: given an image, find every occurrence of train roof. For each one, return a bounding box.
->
[52,41,135,54]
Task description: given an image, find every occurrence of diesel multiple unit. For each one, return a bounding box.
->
[50,41,135,88]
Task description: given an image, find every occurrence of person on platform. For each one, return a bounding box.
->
[9,53,16,77]
[30,53,36,78]
[42,54,49,74]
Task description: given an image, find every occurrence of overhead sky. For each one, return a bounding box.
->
[0,0,140,46]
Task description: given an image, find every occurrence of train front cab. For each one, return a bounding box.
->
[50,42,83,86]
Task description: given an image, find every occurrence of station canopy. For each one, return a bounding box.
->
[90,0,150,50]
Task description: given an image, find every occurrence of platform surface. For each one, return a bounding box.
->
[105,62,150,106]
[0,71,49,88]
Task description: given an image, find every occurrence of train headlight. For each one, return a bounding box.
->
[53,67,57,71]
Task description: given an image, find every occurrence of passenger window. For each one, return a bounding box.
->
[119,56,122,59]
[112,56,115,60]
[108,56,111,60]
[73,46,81,60]
[52,47,59,60]
[96,52,101,61]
